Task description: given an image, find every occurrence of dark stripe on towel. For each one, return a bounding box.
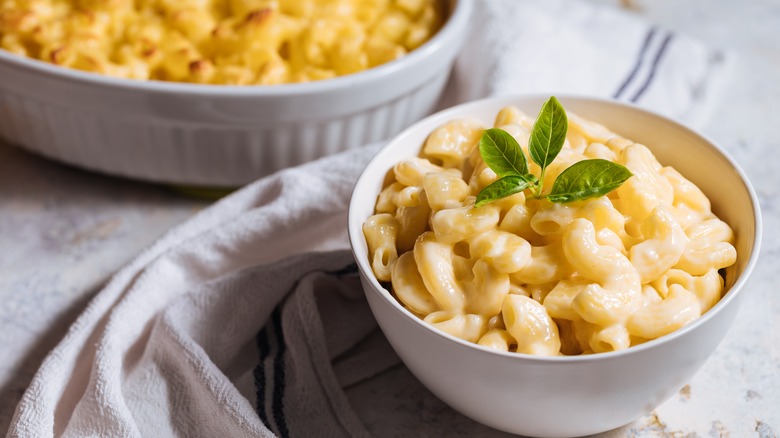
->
[271,307,290,438]
[327,262,359,278]
[613,26,658,99]
[253,327,271,426]
[631,33,675,102]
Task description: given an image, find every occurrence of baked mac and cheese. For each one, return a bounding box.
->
[0,0,443,84]
[363,107,738,356]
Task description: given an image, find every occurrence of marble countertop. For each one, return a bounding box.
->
[1,0,777,436]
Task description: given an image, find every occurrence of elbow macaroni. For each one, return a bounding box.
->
[364,107,738,356]
[0,0,444,84]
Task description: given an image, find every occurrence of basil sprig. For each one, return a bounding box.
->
[475,175,531,206]
[479,128,529,177]
[547,159,634,203]
[475,96,633,206]
[529,96,568,194]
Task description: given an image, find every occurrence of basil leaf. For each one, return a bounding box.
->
[522,173,539,186]
[479,128,528,177]
[529,96,568,175]
[548,159,633,203]
[475,175,530,207]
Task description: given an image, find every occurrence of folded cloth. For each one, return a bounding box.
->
[7,1,729,437]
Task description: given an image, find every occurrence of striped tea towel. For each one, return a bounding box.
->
[7,0,729,436]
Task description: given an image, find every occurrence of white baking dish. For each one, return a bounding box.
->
[0,0,472,187]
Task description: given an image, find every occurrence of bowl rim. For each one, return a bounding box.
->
[0,0,472,96]
[348,93,763,364]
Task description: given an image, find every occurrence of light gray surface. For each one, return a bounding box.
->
[0,146,209,430]
[1,0,778,436]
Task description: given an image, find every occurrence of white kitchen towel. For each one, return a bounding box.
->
[7,1,729,437]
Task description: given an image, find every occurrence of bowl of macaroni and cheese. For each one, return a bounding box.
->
[347,95,762,437]
[0,0,470,186]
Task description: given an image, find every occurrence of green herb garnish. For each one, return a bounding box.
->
[475,96,633,206]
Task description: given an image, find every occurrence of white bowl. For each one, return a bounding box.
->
[0,0,472,187]
[348,95,762,437]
